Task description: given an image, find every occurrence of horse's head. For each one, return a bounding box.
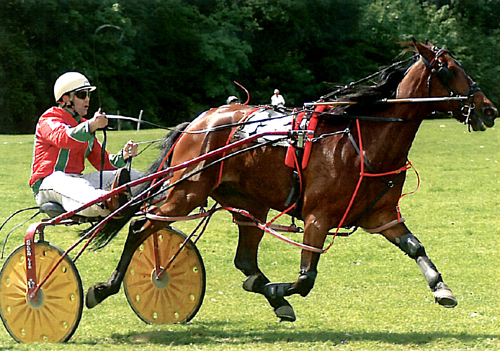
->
[402,39,497,131]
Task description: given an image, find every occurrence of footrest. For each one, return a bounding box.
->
[39,202,65,218]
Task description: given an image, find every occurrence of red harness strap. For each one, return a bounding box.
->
[221,206,325,253]
[321,119,418,253]
[364,217,406,234]
[285,105,326,169]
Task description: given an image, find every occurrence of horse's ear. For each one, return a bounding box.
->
[411,38,434,61]
[411,37,422,54]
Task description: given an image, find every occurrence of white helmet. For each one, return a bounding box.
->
[54,72,96,102]
[226,95,239,104]
[274,89,279,94]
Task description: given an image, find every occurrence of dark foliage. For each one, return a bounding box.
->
[0,0,497,134]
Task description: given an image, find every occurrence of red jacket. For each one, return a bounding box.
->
[30,106,125,193]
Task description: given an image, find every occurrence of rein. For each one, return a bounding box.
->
[107,109,298,135]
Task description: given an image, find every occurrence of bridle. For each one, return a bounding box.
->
[420,47,481,126]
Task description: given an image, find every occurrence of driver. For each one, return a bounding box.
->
[30,71,142,217]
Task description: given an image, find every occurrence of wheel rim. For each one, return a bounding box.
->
[124,227,206,324]
[0,241,83,343]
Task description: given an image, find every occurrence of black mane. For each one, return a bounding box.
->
[325,58,416,117]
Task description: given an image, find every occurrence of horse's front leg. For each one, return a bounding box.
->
[380,223,458,308]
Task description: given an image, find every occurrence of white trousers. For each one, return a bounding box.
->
[35,170,144,217]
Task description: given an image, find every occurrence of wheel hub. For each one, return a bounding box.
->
[151,268,169,289]
[26,289,44,309]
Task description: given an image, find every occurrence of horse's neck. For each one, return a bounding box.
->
[361,106,426,169]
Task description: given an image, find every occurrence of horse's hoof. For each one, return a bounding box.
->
[434,282,458,308]
[85,287,98,309]
[275,305,296,322]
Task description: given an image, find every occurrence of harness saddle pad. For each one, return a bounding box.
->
[234,108,293,147]
[234,106,326,169]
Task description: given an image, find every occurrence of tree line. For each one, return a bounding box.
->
[0,0,498,134]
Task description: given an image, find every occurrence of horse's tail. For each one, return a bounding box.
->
[86,121,191,249]
[85,202,142,250]
[145,121,191,175]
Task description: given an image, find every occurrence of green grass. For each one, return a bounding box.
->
[0,119,499,350]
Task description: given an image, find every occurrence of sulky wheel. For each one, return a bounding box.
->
[0,241,83,343]
[123,227,206,324]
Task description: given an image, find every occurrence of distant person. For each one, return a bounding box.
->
[226,95,239,105]
[271,89,285,107]
[30,71,143,217]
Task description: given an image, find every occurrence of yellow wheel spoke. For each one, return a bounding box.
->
[11,266,27,284]
[140,285,156,308]
[45,300,78,315]
[130,257,151,274]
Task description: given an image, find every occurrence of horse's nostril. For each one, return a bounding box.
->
[482,106,498,118]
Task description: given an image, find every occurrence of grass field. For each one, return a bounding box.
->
[0,119,498,350]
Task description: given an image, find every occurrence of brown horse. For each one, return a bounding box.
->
[85,39,497,322]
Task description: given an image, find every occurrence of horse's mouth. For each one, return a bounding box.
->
[470,116,488,131]
[470,106,498,131]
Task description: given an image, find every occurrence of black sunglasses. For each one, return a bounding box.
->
[74,90,91,99]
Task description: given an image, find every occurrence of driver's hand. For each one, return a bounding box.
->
[89,109,108,133]
[123,140,139,160]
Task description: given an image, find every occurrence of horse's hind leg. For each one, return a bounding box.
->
[381,224,458,308]
[86,181,214,309]
[86,217,156,308]
[233,211,297,322]
[238,211,330,322]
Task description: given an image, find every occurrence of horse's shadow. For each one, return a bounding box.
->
[79,321,499,347]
